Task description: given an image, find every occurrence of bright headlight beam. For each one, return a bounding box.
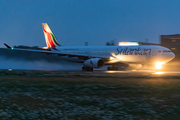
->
[110,57,115,60]
[155,62,163,69]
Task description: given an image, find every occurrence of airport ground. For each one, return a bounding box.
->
[0,48,180,119]
[0,70,179,119]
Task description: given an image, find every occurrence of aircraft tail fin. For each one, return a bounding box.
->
[42,23,61,50]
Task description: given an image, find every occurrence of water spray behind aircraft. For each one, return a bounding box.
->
[0,56,81,71]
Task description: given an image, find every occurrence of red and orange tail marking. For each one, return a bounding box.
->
[42,23,60,50]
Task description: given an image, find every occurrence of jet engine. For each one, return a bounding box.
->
[84,58,104,68]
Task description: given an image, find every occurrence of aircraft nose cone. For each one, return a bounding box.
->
[171,52,175,59]
[160,52,175,62]
[167,52,175,61]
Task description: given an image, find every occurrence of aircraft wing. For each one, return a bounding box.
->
[4,43,109,61]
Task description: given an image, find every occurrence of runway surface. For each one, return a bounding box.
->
[1,69,180,78]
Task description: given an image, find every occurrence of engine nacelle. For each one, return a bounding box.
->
[84,58,104,68]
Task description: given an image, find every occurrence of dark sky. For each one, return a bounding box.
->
[0,0,180,47]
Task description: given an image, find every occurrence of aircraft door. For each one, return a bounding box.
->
[152,48,157,56]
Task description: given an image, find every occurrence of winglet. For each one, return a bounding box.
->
[4,43,12,49]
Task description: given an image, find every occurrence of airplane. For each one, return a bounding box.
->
[4,23,175,71]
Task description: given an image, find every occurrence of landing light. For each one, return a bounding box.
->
[155,62,163,69]
[110,57,115,60]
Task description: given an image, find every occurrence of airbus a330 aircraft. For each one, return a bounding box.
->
[4,23,175,71]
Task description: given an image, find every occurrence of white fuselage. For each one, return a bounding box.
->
[53,45,175,65]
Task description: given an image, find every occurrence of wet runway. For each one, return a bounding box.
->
[1,69,180,78]
[76,70,180,77]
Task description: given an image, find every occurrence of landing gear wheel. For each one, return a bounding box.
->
[89,68,93,71]
[107,66,118,71]
[82,66,86,71]
[107,67,111,70]
[82,66,93,71]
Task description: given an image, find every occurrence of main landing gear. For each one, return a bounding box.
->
[107,66,118,70]
[107,64,129,71]
[82,66,93,71]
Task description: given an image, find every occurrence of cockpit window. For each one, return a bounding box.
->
[163,50,167,53]
[163,50,171,53]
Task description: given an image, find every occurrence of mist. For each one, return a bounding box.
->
[0,56,82,71]
[0,48,109,71]
[0,48,84,71]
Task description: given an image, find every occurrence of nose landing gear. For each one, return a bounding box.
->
[107,66,118,70]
